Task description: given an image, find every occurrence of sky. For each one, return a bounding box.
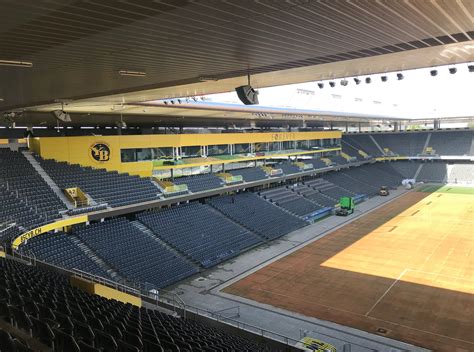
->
[205,62,474,120]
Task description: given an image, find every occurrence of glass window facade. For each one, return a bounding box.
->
[208,144,229,156]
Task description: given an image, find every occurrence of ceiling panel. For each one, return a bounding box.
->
[0,0,472,116]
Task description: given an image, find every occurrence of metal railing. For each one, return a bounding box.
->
[184,304,301,347]
[5,252,301,349]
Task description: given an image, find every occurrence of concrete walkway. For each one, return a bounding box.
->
[169,187,430,352]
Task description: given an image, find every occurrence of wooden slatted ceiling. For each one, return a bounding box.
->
[0,0,472,110]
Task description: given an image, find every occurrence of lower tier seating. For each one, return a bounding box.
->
[19,232,111,279]
[417,162,448,183]
[0,257,269,352]
[74,218,198,288]
[381,161,420,179]
[260,187,322,217]
[304,178,354,201]
[448,164,474,183]
[138,203,262,268]
[208,193,307,240]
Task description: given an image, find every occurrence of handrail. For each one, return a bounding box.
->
[8,252,301,348]
[184,303,301,347]
[212,305,240,319]
[71,268,141,296]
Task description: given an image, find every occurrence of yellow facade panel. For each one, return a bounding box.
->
[31,131,341,177]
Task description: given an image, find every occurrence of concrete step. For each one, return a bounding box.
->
[368,135,385,155]
[69,235,123,281]
[423,132,432,152]
[22,152,74,210]
[130,220,200,268]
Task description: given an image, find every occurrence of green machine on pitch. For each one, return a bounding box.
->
[335,196,355,216]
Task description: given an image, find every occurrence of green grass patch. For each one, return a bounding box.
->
[418,184,474,195]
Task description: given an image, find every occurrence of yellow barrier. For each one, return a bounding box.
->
[340,152,351,161]
[0,251,5,258]
[64,187,89,207]
[11,215,88,250]
[70,276,141,307]
[358,150,369,158]
[321,158,332,166]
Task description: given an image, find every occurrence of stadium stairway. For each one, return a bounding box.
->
[130,220,201,269]
[69,235,123,281]
[368,135,385,155]
[22,151,73,210]
[470,134,474,156]
[414,163,424,180]
[422,132,432,154]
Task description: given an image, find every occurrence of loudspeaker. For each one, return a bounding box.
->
[52,110,72,122]
[235,85,259,105]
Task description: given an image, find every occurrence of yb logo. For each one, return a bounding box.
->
[90,143,110,162]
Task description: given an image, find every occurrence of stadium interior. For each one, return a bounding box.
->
[0,1,473,352]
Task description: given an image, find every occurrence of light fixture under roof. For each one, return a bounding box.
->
[198,76,219,82]
[118,70,146,77]
[0,60,33,68]
[449,67,457,74]
[396,73,404,80]
[353,78,361,85]
[468,65,474,73]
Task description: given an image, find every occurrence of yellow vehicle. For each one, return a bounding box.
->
[379,186,389,196]
[297,336,337,352]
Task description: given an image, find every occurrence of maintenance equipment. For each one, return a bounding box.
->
[296,336,337,352]
[335,196,355,216]
[379,186,389,196]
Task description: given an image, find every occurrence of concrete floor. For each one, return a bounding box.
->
[168,187,431,352]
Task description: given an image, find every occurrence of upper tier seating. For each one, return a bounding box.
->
[173,173,223,193]
[304,158,329,169]
[0,149,65,228]
[448,164,474,183]
[341,140,362,159]
[0,188,45,240]
[259,187,322,217]
[208,192,307,240]
[330,155,349,165]
[417,162,448,183]
[278,162,301,175]
[344,130,474,157]
[138,203,262,268]
[229,167,268,182]
[74,218,198,288]
[428,131,473,155]
[0,257,269,352]
[19,232,111,279]
[372,132,428,156]
[36,157,160,208]
[343,134,381,157]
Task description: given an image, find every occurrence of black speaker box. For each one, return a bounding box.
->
[235,85,259,105]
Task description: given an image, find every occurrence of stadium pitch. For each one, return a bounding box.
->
[224,187,474,351]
